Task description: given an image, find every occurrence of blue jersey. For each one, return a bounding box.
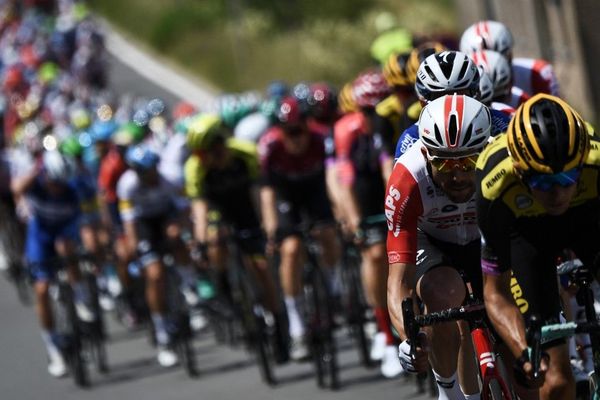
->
[26,177,81,226]
[394,109,510,160]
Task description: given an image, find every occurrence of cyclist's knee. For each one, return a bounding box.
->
[145,262,164,283]
[34,280,50,297]
[418,266,466,310]
[280,236,302,259]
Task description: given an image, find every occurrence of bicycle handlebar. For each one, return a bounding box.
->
[413,302,485,326]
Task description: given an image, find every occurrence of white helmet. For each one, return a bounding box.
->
[460,20,514,58]
[471,50,512,101]
[477,66,494,105]
[43,150,73,182]
[415,51,480,102]
[418,94,491,155]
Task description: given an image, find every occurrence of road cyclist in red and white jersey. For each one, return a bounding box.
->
[333,69,404,378]
[460,20,559,100]
[386,94,492,400]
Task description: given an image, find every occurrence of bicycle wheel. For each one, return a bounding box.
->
[62,282,89,387]
[342,249,372,368]
[484,377,514,400]
[84,272,108,373]
[306,263,339,390]
[229,258,276,386]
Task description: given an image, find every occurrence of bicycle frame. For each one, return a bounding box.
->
[471,325,514,398]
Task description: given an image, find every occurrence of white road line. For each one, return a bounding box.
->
[100,19,220,109]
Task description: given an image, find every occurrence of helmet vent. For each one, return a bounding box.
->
[448,114,458,146]
[433,124,444,145]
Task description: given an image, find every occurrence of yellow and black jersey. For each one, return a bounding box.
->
[374,95,419,150]
[475,133,600,273]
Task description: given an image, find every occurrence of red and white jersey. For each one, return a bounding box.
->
[512,57,559,97]
[385,141,479,265]
[508,85,530,109]
[490,101,515,117]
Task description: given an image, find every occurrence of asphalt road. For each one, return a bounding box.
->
[0,53,434,400]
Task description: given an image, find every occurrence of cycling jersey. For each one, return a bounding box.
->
[476,133,600,322]
[258,126,327,193]
[512,57,559,97]
[70,164,99,218]
[373,95,417,151]
[97,147,127,203]
[234,111,271,144]
[476,133,600,274]
[117,170,179,222]
[158,133,189,189]
[393,108,510,159]
[386,141,480,265]
[507,85,530,109]
[184,138,261,229]
[490,101,515,117]
[334,111,390,217]
[26,177,81,226]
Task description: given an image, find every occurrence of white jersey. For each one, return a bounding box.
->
[385,141,479,264]
[158,134,189,189]
[116,169,180,222]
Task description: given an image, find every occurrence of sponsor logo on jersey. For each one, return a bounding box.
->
[485,168,507,190]
[388,251,401,264]
[514,194,533,209]
[510,272,529,313]
[385,185,402,237]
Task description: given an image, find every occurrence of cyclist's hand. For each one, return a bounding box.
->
[514,350,550,389]
[398,337,429,374]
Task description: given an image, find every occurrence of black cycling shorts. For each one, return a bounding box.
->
[415,230,483,300]
[363,220,387,247]
[134,212,178,267]
[275,184,335,240]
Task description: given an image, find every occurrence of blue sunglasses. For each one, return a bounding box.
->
[524,168,581,192]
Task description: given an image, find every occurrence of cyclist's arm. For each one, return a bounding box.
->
[190,198,208,244]
[388,261,417,340]
[11,163,39,196]
[259,185,277,240]
[483,271,528,358]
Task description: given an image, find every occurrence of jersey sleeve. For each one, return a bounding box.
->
[333,117,359,186]
[116,172,136,222]
[475,169,515,275]
[385,162,424,265]
[394,124,419,160]
[183,155,204,199]
[257,130,275,186]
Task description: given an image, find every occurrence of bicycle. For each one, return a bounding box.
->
[224,228,279,386]
[527,257,600,399]
[299,225,340,390]
[402,275,517,399]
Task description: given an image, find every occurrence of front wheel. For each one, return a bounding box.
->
[484,377,514,400]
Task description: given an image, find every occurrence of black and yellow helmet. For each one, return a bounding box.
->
[338,82,358,113]
[507,93,590,174]
[383,52,413,87]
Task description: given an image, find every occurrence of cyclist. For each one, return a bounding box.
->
[394,50,510,159]
[117,144,191,367]
[184,113,288,358]
[387,94,491,399]
[460,20,559,98]
[333,70,401,377]
[470,49,529,109]
[12,150,95,378]
[475,94,599,400]
[259,96,341,361]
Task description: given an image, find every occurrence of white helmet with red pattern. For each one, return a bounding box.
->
[460,20,514,58]
[470,50,512,101]
[418,94,491,155]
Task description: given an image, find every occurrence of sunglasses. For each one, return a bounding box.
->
[524,168,581,192]
[426,152,479,173]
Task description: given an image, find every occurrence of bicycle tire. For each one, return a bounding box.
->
[85,272,109,373]
[229,255,276,386]
[62,282,89,387]
[343,256,372,368]
[484,377,514,400]
[306,263,339,390]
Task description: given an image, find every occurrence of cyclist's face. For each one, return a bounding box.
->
[529,184,577,216]
[282,124,310,155]
[423,147,477,203]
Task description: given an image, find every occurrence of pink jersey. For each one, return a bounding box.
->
[512,57,559,97]
[385,142,479,265]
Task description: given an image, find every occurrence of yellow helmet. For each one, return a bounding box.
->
[186,114,229,150]
[338,83,358,113]
[507,94,590,174]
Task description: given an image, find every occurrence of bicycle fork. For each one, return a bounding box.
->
[471,326,513,398]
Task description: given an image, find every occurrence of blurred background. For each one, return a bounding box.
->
[89,0,600,123]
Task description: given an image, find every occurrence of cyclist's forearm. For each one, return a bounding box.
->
[388,262,417,341]
[483,273,528,357]
[190,199,208,243]
[259,186,277,237]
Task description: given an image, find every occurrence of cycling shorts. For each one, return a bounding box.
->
[107,201,123,234]
[362,219,387,247]
[26,217,79,281]
[414,230,483,300]
[134,211,179,267]
[275,185,335,240]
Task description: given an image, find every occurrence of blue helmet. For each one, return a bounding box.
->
[90,120,118,142]
[125,145,159,171]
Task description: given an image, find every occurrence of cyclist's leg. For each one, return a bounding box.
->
[26,218,66,376]
[415,232,475,399]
